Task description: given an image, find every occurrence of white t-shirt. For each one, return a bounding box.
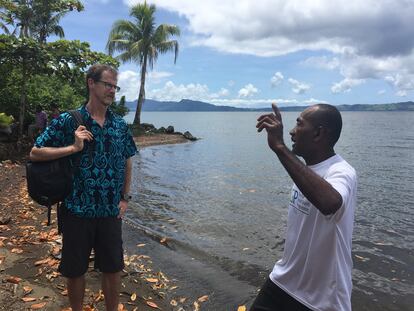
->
[270,154,357,311]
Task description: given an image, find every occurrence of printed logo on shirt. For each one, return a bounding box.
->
[289,188,311,215]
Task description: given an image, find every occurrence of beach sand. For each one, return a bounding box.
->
[0,134,196,311]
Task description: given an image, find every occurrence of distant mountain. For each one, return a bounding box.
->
[125,99,414,112]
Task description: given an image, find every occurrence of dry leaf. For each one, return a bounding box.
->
[193,301,200,311]
[160,237,167,243]
[30,302,47,309]
[118,304,125,311]
[170,299,178,306]
[130,293,137,301]
[6,276,22,284]
[21,297,37,302]
[23,286,33,295]
[11,248,24,254]
[146,301,160,309]
[146,278,158,283]
[136,243,146,247]
[237,306,247,311]
[197,295,209,302]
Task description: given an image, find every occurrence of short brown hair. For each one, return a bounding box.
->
[85,64,118,94]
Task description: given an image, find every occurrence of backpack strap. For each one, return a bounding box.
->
[68,110,84,127]
[67,109,93,164]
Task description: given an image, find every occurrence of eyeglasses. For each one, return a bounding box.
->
[96,80,121,92]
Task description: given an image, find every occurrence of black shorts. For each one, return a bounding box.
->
[58,211,124,278]
[249,278,312,311]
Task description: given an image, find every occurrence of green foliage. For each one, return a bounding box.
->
[2,0,84,41]
[110,95,129,117]
[0,34,119,133]
[106,2,180,125]
[0,112,14,126]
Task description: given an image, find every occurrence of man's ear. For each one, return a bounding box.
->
[87,78,95,89]
[313,125,325,142]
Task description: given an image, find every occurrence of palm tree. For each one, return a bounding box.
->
[107,2,180,126]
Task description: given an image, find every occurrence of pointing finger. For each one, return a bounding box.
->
[272,103,282,120]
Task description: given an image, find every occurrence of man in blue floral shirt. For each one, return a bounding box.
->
[30,64,137,311]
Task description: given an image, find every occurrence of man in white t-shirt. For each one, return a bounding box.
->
[250,103,357,311]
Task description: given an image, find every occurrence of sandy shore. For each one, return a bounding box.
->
[134,133,192,148]
[0,135,201,311]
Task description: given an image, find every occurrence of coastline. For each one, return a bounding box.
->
[0,134,198,311]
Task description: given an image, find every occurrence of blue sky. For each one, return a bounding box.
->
[31,1,414,107]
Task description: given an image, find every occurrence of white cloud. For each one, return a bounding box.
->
[378,90,386,95]
[117,71,141,101]
[288,78,310,94]
[142,80,325,108]
[396,90,407,97]
[271,72,284,87]
[117,70,174,101]
[238,84,259,98]
[303,56,340,70]
[331,78,365,93]
[126,0,414,95]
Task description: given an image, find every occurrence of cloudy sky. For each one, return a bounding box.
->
[55,0,413,107]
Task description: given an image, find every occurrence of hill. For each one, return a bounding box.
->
[125,99,414,112]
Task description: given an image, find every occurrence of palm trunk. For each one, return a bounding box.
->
[133,55,147,126]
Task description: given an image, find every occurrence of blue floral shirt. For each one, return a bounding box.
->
[35,105,137,218]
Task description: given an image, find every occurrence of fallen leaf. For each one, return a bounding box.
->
[130,293,137,301]
[11,248,24,254]
[136,243,146,247]
[118,303,125,311]
[160,237,167,243]
[170,299,178,306]
[23,286,33,295]
[6,276,22,284]
[30,302,47,309]
[197,295,209,302]
[146,278,159,283]
[193,301,200,311]
[242,248,250,251]
[146,301,160,309]
[22,297,37,302]
[237,306,247,311]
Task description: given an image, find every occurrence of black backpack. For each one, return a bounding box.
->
[26,110,85,226]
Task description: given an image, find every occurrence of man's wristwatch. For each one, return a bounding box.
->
[121,193,132,202]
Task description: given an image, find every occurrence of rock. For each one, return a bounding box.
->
[183,131,197,141]
[140,123,156,131]
[166,126,174,134]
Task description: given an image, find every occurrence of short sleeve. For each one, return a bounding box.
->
[34,113,75,148]
[326,164,357,219]
[123,124,138,159]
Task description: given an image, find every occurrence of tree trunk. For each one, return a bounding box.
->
[133,54,147,126]
[18,62,28,139]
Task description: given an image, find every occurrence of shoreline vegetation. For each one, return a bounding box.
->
[0,132,211,311]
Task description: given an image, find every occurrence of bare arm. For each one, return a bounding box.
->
[122,157,133,196]
[118,157,133,219]
[257,104,342,215]
[29,125,93,162]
